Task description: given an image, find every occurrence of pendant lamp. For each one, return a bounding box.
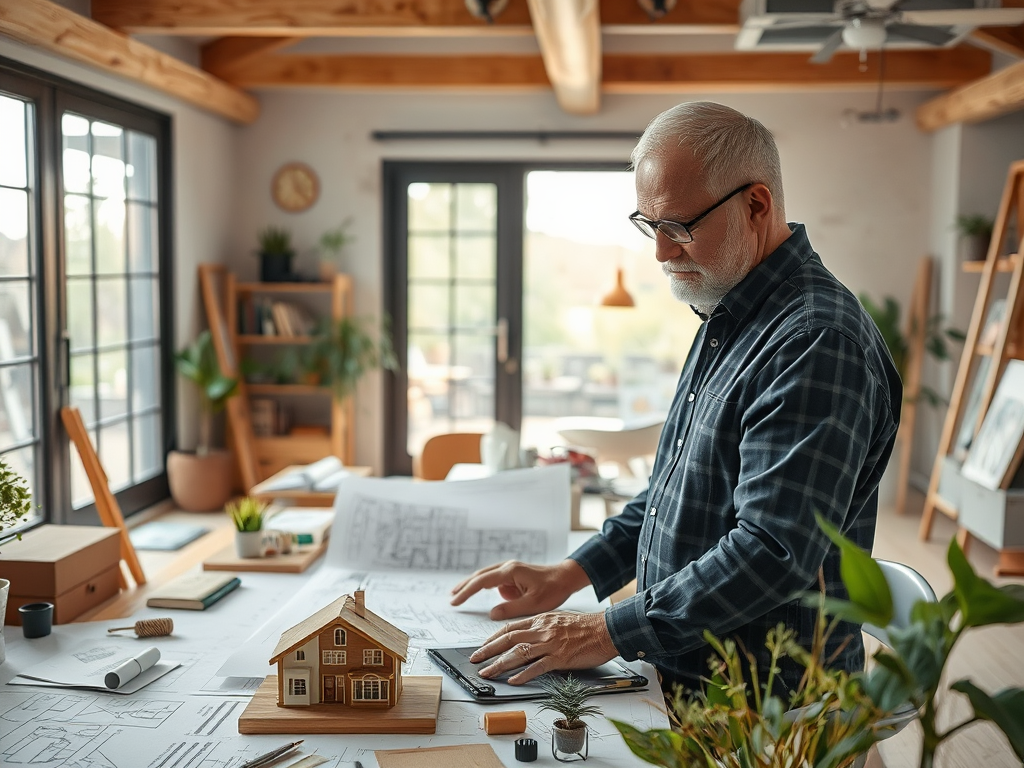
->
[600,268,635,307]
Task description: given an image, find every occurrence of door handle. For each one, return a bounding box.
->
[496,317,508,364]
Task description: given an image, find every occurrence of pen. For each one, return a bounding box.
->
[239,740,303,768]
[104,646,161,689]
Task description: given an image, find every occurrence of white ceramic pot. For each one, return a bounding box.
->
[235,530,264,558]
[0,578,10,665]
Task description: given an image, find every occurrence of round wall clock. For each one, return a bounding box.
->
[271,162,319,212]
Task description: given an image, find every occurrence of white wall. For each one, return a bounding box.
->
[0,38,240,451]
[232,88,938,470]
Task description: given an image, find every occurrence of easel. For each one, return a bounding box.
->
[920,160,1024,564]
[894,257,933,515]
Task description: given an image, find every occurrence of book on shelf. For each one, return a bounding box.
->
[259,455,351,492]
[146,571,241,611]
[250,398,278,437]
[238,296,319,337]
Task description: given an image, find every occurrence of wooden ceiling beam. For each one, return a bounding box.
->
[0,0,258,124]
[202,37,299,78]
[90,0,738,36]
[527,0,601,115]
[222,48,990,91]
[917,55,1024,131]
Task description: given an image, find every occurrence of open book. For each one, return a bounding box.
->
[259,456,351,492]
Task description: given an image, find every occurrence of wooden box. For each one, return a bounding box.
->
[0,525,121,624]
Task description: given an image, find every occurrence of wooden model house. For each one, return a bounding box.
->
[270,590,408,708]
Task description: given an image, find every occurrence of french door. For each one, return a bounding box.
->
[0,59,173,525]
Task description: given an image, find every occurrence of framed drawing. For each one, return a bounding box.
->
[961,360,1024,490]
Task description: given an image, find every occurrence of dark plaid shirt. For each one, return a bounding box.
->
[571,224,902,693]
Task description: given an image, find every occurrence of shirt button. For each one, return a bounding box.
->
[676,439,682,448]
[641,554,647,564]
[636,651,646,659]
[709,338,719,348]
[687,392,695,402]
[649,507,656,516]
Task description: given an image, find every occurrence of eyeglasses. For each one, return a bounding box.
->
[629,183,754,244]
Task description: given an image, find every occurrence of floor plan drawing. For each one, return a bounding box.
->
[345,496,548,570]
[2,692,182,728]
[189,700,241,737]
[2,722,121,767]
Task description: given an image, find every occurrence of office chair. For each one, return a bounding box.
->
[414,432,483,480]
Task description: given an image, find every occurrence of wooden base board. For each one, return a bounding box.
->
[996,550,1024,577]
[203,542,325,573]
[238,675,442,734]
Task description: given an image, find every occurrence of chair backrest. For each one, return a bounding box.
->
[415,433,484,480]
[60,406,146,588]
[864,559,936,646]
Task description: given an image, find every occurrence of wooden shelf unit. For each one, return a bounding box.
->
[961,255,1018,273]
[229,274,356,480]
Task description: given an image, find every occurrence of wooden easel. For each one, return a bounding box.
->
[60,406,146,588]
[894,257,933,515]
[920,160,1024,557]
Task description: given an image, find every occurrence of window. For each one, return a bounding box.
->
[289,678,306,697]
[322,650,347,665]
[352,676,388,701]
[363,649,383,666]
[333,628,346,646]
[0,60,172,522]
[295,650,305,661]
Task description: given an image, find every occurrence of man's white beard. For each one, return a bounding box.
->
[664,211,751,313]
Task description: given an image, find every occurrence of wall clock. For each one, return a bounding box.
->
[271,162,319,213]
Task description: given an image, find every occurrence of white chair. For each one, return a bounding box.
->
[555,416,664,477]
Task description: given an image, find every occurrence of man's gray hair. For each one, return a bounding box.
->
[631,102,785,217]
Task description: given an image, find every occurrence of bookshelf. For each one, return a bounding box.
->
[228,275,355,479]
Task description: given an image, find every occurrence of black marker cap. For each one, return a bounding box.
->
[515,737,538,762]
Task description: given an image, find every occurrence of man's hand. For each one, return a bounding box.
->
[450,559,592,621]
[470,612,618,685]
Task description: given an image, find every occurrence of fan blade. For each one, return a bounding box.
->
[900,8,1024,26]
[886,22,955,46]
[810,28,845,64]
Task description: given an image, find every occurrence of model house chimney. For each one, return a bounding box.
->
[353,590,365,617]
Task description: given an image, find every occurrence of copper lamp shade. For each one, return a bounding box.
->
[600,268,635,307]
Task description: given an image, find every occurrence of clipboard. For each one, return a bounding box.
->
[426,646,648,702]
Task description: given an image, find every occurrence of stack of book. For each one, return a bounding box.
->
[238,298,318,337]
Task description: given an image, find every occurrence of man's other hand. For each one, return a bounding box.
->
[449,559,591,621]
[470,612,618,685]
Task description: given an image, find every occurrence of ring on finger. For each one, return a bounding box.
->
[515,642,532,661]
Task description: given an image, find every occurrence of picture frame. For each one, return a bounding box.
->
[961,360,1024,490]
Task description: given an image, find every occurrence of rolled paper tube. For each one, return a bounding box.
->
[104,646,161,689]
[107,618,174,637]
[483,710,527,735]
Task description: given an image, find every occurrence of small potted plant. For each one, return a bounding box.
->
[167,330,238,511]
[317,219,355,282]
[956,213,994,262]
[539,674,603,761]
[257,225,296,282]
[0,456,33,665]
[303,316,399,401]
[226,496,268,558]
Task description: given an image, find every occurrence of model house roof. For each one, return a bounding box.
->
[270,592,409,664]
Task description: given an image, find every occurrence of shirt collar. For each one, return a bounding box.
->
[691,223,814,323]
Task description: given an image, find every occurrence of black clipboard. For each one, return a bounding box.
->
[426,646,648,702]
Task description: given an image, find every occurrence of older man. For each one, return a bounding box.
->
[451,101,902,695]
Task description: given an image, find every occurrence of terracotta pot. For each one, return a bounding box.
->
[167,449,235,511]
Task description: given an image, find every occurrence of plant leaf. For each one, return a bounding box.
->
[610,720,690,768]
[950,681,1024,759]
[948,538,1024,627]
[886,622,946,693]
[816,513,893,627]
[862,652,917,713]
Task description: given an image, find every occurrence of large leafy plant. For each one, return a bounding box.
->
[303,316,398,401]
[175,330,238,455]
[613,516,1024,768]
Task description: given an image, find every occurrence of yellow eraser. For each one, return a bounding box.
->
[483,710,527,735]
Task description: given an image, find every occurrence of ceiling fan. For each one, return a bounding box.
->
[737,0,1024,64]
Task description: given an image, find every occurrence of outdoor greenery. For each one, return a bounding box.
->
[612,515,1024,768]
[304,316,399,401]
[858,293,965,406]
[225,496,267,532]
[539,674,604,730]
[256,226,293,256]
[0,456,33,546]
[175,330,238,455]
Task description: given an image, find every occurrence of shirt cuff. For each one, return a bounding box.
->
[603,592,668,663]
[570,535,635,601]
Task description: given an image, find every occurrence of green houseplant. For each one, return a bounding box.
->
[317,219,356,282]
[303,316,398,401]
[612,515,1024,768]
[168,330,239,511]
[540,674,604,760]
[257,225,295,282]
[226,496,268,558]
[955,214,994,262]
[0,456,33,665]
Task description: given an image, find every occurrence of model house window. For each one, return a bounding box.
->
[334,628,346,646]
[363,649,384,666]
[295,650,305,661]
[289,678,306,697]
[352,677,388,701]
[322,650,347,665]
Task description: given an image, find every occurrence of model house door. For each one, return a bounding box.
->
[322,674,335,702]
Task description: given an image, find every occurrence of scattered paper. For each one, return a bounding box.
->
[10,644,180,695]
